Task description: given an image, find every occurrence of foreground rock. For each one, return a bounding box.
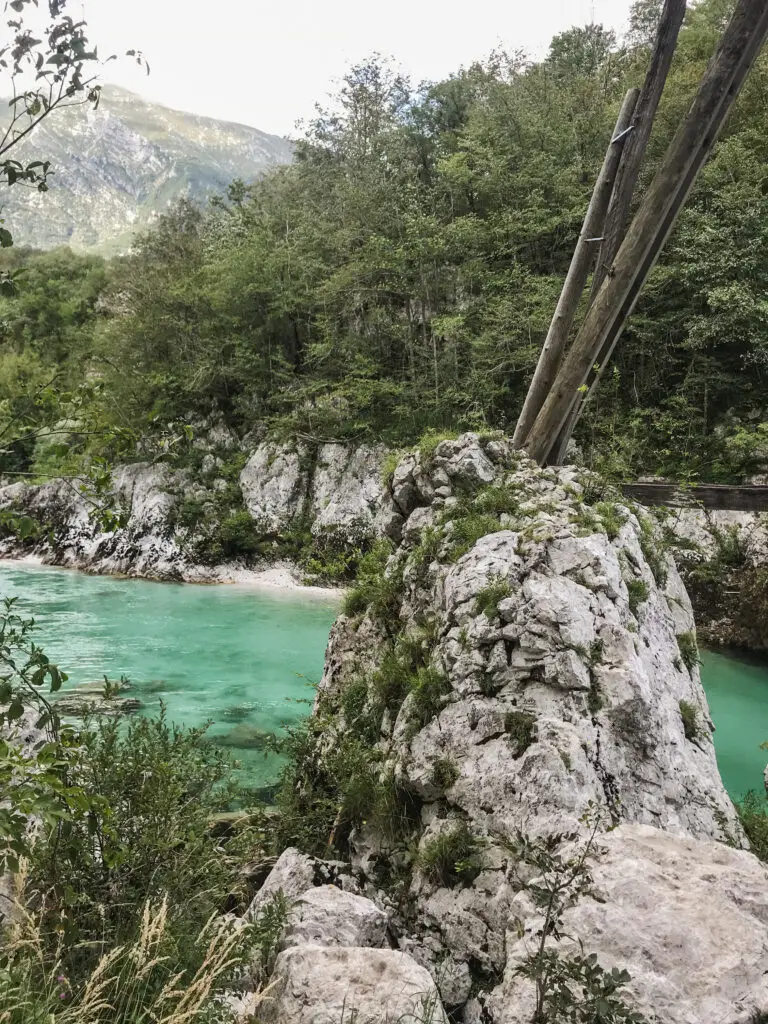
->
[262,946,447,1024]
[494,824,768,1024]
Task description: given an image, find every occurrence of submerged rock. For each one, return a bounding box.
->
[212,723,272,750]
[54,680,142,717]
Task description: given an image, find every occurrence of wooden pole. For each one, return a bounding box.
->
[591,0,688,300]
[511,89,639,448]
[523,0,768,467]
[547,0,687,465]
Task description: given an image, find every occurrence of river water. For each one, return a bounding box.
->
[1,562,766,800]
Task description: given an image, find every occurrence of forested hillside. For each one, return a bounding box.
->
[2,0,767,483]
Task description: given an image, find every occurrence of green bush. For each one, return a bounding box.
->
[342,540,401,624]
[677,631,700,672]
[475,576,512,619]
[28,711,251,978]
[626,578,650,616]
[416,822,480,887]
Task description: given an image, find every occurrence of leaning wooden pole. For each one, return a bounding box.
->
[591,0,688,300]
[547,0,687,465]
[523,0,768,467]
[511,88,639,448]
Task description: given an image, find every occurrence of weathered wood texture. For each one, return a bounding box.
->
[590,0,688,300]
[548,2,687,466]
[511,89,639,448]
[621,483,768,512]
[524,0,768,467]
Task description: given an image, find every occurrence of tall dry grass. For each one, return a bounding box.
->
[0,892,263,1023]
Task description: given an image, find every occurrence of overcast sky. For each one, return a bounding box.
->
[81,0,635,137]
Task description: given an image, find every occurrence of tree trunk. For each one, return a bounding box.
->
[512,89,639,448]
[523,0,768,467]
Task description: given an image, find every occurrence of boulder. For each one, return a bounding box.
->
[245,847,319,921]
[282,885,389,949]
[260,946,447,1024]
[492,823,768,1024]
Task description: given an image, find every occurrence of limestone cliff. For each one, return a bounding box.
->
[239,434,768,1024]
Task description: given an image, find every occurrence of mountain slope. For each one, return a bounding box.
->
[1,87,293,254]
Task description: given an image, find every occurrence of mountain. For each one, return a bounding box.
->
[1,86,293,254]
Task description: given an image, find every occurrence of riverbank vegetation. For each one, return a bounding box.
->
[1,0,768,486]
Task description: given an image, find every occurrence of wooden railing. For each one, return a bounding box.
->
[621,483,768,513]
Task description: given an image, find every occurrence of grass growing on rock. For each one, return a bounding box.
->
[342,539,401,624]
[737,792,768,863]
[677,631,700,672]
[410,666,452,731]
[627,578,650,616]
[504,710,536,757]
[416,822,480,887]
[431,757,460,790]
[475,576,512,618]
[678,699,700,741]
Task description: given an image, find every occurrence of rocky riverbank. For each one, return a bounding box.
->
[1,430,767,651]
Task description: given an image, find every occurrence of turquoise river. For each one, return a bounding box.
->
[1,561,767,799]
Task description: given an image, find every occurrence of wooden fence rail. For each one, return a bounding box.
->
[621,483,768,513]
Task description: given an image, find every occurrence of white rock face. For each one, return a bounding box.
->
[311,433,757,1024]
[493,824,768,1024]
[240,444,307,533]
[283,885,389,949]
[245,847,318,921]
[261,946,447,1024]
[240,441,387,544]
[0,463,186,579]
[311,443,388,545]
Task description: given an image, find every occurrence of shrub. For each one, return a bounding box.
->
[626,578,650,616]
[416,822,480,887]
[678,699,700,741]
[342,540,401,624]
[28,711,249,979]
[431,757,459,790]
[737,791,768,863]
[410,667,452,730]
[504,711,536,757]
[677,631,700,672]
[475,576,512,619]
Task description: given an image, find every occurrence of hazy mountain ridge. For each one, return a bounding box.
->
[1,86,293,253]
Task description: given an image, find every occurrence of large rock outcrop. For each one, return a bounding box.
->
[291,433,765,1024]
[0,439,387,582]
[661,504,768,649]
[240,441,387,546]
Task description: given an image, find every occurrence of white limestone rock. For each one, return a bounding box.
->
[310,443,388,545]
[239,443,306,533]
[492,824,768,1024]
[282,885,388,949]
[261,946,448,1024]
[245,847,318,921]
